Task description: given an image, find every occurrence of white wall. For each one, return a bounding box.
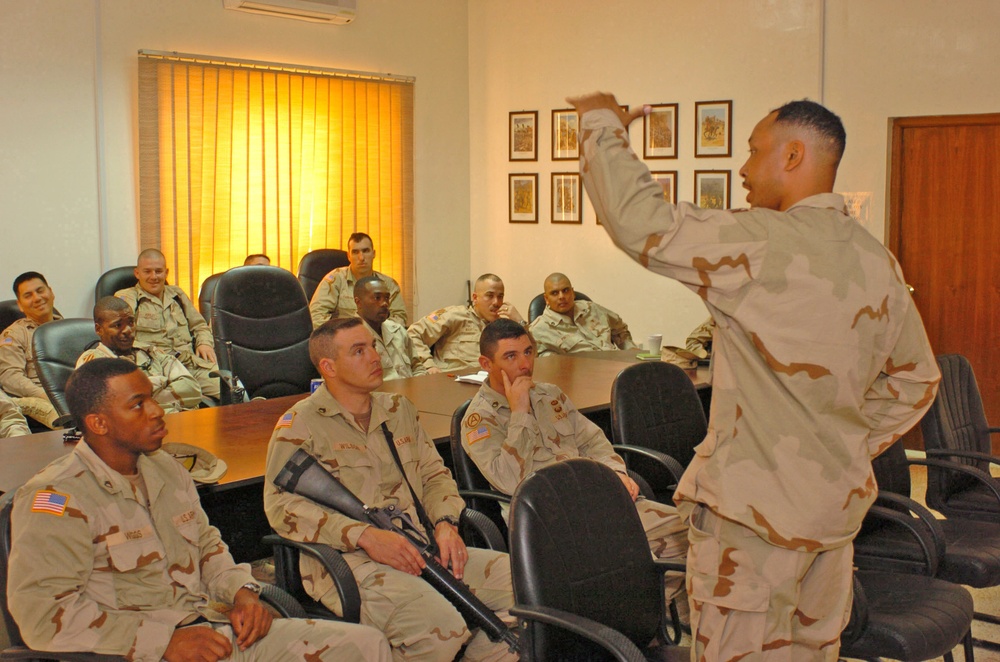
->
[0,0,472,318]
[467,0,1000,346]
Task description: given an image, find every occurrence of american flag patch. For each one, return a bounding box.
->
[430,314,440,321]
[31,490,69,516]
[275,412,296,429]
[1,337,12,345]
[466,426,491,445]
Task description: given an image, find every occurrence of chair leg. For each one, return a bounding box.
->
[963,627,976,662]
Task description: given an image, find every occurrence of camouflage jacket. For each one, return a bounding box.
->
[462,381,626,512]
[360,318,426,381]
[264,387,464,612]
[580,108,940,551]
[309,267,406,329]
[684,317,715,358]
[0,389,30,438]
[76,342,202,413]
[407,305,488,373]
[0,315,62,399]
[9,441,253,661]
[528,300,636,356]
[115,284,214,360]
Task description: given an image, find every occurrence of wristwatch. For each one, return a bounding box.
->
[435,515,460,527]
[240,581,262,596]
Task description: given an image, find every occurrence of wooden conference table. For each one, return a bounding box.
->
[0,350,709,561]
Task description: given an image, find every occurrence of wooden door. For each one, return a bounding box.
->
[888,114,1000,447]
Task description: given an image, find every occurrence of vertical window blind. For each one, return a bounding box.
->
[137,51,414,314]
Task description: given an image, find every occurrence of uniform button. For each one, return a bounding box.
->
[319,408,326,414]
[105,481,112,487]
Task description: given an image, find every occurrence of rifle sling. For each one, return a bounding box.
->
[379,421,441,553]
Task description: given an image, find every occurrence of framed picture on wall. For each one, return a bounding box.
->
[695,100,733,157]
[644,103,678,159]
[694,170,730,209]
[551,172,582,224]
[650,171,678,204]
[509,111,538,161]
[509,173,539,223]
[551,109,579,161]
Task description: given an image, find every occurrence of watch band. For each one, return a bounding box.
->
[240,581,262,596]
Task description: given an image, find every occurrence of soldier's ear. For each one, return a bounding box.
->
[478,355,492,372]
[317,356,337,380]
[83,412,108,437]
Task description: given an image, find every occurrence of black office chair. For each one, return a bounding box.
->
[508,459,689,660]
[297,249,349,301]
[526,291,591,323]
[211,266,317,403]
[0,301,25,334]
[94,266,138,300]
[0,493,307,662]
[198,272,225,323]
[920,353,1000,523]
[610,361,704,504]
[32,319,100,427]
[449,400,512,544]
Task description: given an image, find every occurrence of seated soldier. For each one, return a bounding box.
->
[309,232,407,328]
[77,296,203,413]
[354,275,426,380]
[244,254,270,266]
[265,318,517,661]
[0,271,61,428]
[685,316,716,360]
[408,273,526,374]
[115,248,220,400]
[9,357,391,661]
[0,389,30,438]
[528,272,636,356]
[463,319,688,614]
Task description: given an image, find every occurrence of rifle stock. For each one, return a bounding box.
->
[274,449,520,652]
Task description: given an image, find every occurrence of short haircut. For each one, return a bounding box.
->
[137,247,165,264]
[544,272,570,289]
[93,295,131,322]
[66,358,139,431]
[480,318,529,359]
[309,317,364,368]
[475,273,501,288]
[348,232,373,248]
[773,99,846,162]
[354,275,384,297]
[244,253,270,265]
[12,271,48,297]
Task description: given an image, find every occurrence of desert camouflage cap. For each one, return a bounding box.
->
[161,442,227,484]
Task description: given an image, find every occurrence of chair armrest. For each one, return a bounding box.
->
[910,455,1000,504]
[262,534,361,623]
[259,583,307,619]
[510,604,647,662]
[839,574,868,647]
[457,489,511,505]
[925,447,1000,466]
[459,508,507,553]
[613,445,684,487]
[860,495,943,574]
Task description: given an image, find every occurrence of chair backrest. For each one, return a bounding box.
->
[610,361,707,500]
[212,266,317,400]
[0,492,25,649]
[510,459,664,657]
[869,438,913,497]
[95,266,138,300]
[32,319,100,419]
[297,249,349,301]
[0,300,24,334]
[198,272,226,322]
[921,354,993,499]
[526,291,591,323]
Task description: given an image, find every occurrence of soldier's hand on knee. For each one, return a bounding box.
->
[434,521,467,579]
[230,588,274,651]
[617,472,640,501]
[164,624,232,662]
[358,527,426,575]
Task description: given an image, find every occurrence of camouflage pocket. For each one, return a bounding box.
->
[107,536,169,609]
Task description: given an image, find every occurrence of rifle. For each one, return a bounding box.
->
[274,449,521,653]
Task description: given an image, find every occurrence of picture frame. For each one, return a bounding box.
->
[694,170,731,209]
[694,100,733,157]
[643,103,678,159]
[509,173,539,223]
[551,109,579,161]
[650,171,678,205]
[551,172,582,224]
[509,111,538,161]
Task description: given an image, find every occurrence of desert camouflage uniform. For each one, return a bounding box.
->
[309,267,407,329]
[77,342,203,413]
[528,300,636,356]
[9,440,391,662]
[0,315,62,428]
[684,317,715,358]
[265,387,517,662]
[0,389,30,437]
[461,381,688,604]
[580,108,939,660]
[115,284,220,400]
[360,318,427,381]
[408,305,488,373]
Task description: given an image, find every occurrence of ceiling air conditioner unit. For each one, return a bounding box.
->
[222,0,356,25]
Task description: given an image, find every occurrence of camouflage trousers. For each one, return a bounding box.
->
[681,503,853,661]
[192,617,391,661]
[636,498,690,617]
[14,396,58,429]
[181,353,221,400]
[326,547,518,662]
